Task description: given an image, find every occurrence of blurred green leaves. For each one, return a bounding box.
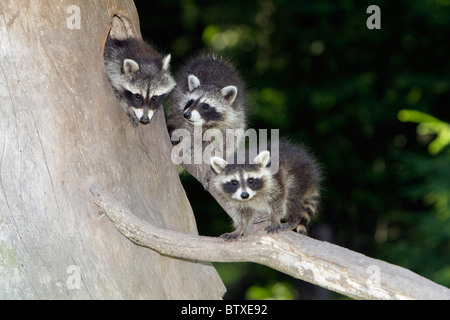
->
[398,110,450,154]
[384,111,450,286]
[203,25,256,52]
[246,282,297,300]
[250,88,288,128]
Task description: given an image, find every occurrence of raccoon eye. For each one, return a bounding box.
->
[201,103,210,110]
[151,95,158,101]
[231,180,238,185]
[248,178,254,184]
[134,94,141,100]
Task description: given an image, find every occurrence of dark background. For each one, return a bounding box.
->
[134,0,449,299]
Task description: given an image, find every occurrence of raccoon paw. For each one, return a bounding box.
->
[170,134,183,146]
[265,223,281,234]
[280,222,297,231]
[129,117,139,128]
[221,232,242,241]
[126,111,139,128]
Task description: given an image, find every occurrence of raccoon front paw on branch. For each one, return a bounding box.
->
[265,223,282,234]
[220,231,243,241]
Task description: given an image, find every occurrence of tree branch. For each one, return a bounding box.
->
[90,183,450,300]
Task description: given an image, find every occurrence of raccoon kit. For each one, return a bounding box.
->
[167,55,247,153]
[211,140,322,241]
[104,37,176,127]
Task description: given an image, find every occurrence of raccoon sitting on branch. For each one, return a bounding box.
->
[210,140,322,241]
[104,37,176,127]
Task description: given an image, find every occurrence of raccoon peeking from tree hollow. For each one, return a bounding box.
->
[166,55,247,155]
[104,37,176,127]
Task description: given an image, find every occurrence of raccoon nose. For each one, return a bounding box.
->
[183,111,191,120]
[240,192,249,199]
[140,116,150,124]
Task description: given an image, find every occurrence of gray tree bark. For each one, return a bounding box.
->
[0,0,225,299]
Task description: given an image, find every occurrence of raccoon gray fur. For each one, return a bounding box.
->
[167,55,247,153]
[104,37,176,127]
[210,140,322,241]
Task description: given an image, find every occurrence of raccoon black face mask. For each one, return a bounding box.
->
[104,37,175,127]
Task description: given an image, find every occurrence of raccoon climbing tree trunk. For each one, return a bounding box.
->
[0,0,225,299]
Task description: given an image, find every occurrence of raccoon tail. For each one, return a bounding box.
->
[282,193,320,234]
[297,193,320,234]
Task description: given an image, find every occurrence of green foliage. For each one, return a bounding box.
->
[389,112,450,285]
[135,0,450,298]
[398,110,450,154]
[246,282,297,300]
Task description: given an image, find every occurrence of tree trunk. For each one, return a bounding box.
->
[0,0,225,299]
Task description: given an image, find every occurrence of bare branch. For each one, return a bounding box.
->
[90,183,450,300]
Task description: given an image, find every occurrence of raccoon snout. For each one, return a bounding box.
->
[140,116,150,124]
[240,192,250,199]
[183,110,191,120]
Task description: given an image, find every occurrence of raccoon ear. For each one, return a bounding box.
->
[253,150,270,167]
[210,156,227,174]
[123,59,139,74]
[188,75,201,92]
[162,54,171,71]
[220,86,238,104]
